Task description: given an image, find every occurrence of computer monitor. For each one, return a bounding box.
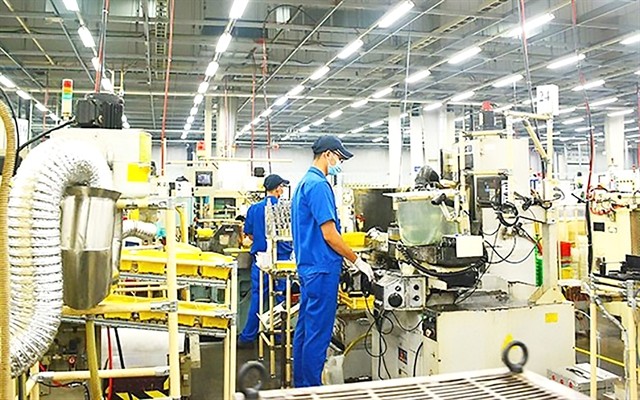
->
[195,171,213,187]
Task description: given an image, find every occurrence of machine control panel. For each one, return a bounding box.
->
[372,272,427,311]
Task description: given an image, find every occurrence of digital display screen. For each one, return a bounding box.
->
[195,171,213,187]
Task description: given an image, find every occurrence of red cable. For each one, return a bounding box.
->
[159,0,176,176]
[106,328,113,400]
[251,55,256,170]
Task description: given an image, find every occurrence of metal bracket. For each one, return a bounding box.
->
[151,300,178,312]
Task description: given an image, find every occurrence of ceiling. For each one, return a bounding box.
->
[0,0,638,148]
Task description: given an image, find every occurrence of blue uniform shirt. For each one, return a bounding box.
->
[291,166,342,275]
[244,196,293,260]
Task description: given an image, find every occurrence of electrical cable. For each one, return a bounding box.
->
[16,119,75,153]
[113,328,126,369]
[413,342,423,377]
[106,327,113,400]
[389,311,423,333]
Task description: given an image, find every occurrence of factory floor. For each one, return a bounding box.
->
[45,314,627,399]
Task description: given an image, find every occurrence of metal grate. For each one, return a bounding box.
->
[252,370,588,400]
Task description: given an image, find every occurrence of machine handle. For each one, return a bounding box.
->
[501,341,528,373]
[237,361,268,399]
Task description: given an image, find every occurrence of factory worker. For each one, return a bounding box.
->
[291,135,374,388]
[238,174,293,346]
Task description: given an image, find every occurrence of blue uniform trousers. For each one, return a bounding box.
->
[293,270,340,388]
[239,261,285,343]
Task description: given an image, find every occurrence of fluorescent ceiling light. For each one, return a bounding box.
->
[48,113,59,121]
[400,112,408,119]
[575,126,593,132]
[423,102,443,111]
[121,115,128,123]
[405,69,431,83]
[34,102,48,112]
[372,136,385,143]
[0,75,15,88]
[312,118,325,126]
[101,78,113,92]
[299,125,311,133]
[377,0,415,28]
[198,81,209,94]
[187,116,194,124]
[63,0,79,11]
[274,96,288,106]
[337,39,364,59]
[216,33,232,54]
[181,132,188,140]
[352,127,365,134]
[287,85,305,97]
[260,108,273,118]
[190,106,198,115]
[241,124,251,132]
[370,120,385,128]
[122,122,130,129]
[229,0,249,19]
[77,26,95,48]
[625,127,639,133]
[505,13,554,38]
[310,66,330,81]
[608,109,633,117]
[591,97,618,107]
[492,74,523,88]
[184,123,192,131]
[251,117,261,125]
[447,46,482,65]
[624,119,635,125]
[621,32,640,45]
[91,57,100,71]
[372,86,394,99]
[351,99,369,108]
[557,107,576,115]
[636,70,640,75]
[16,90,30,100]
[563,117,584,125]
[329,110,343,119]
[547,53,585,69]
[454,116,465,122]
[338,134,346,139]
[572,79,605,91]
[451,91,475,102]
[205,61,219,77]
[194,94,204,105]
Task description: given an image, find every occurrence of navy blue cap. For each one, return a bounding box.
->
[311,135,354,160]
[264,174,289,191]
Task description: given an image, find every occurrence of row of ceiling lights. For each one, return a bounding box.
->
[179,0,249,139]
[240,4,639,142]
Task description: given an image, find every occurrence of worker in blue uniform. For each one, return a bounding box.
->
[291,135,374,388]
[238,174,293,346]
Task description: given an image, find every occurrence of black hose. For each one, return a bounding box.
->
[113,328,126,369]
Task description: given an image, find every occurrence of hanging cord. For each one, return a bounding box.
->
[93,0,110,92]
[251,51,257,171]
[516,0,545,178]
[159,0,176,176]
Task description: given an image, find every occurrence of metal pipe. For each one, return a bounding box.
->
[165,202,181,399]
[85,319,102,400]
[34,366,169,381]
[140,0,157,129]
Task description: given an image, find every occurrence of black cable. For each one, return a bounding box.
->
[413,342,423,377]
[114,328,126,369]
[397,242,484,278]
[17,119,75,153]
[484,236,518,265]
[389,311,423,332]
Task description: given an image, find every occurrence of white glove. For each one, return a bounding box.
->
[352,257,374,281]
[242,236,252,248]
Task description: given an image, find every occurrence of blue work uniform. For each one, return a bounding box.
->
[238,196,293,344]
[291,167,342,388]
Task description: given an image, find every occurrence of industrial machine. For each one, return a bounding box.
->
[338,103,576,381]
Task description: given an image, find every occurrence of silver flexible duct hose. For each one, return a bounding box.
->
[8,137,112,377]
[123,219,157,241]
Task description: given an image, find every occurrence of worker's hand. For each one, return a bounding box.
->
[242,236,252,248]
[352,257,374,282]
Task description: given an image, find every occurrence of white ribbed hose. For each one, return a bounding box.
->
[8,137,112,377]
[122,219,157,241]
